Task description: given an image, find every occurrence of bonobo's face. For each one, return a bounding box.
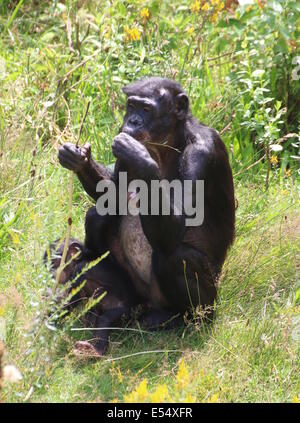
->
[44,239,83,285]
[120,78,189,145]
[121,90,177,144]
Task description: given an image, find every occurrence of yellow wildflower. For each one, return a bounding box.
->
[30,212,41,229]
[150,384,169,403]
[257,0,266,8]
[176,359,190,389]
[136,379,148,401]
[124,26,141,42]
[140,8,150,22]
[270,155,278,165]
[8,230,20,245]
[124,391,138,402]
[241,39,248,49]
[184,394,196,402]
[202,3,211,12]
[116,366,123,383]
[190,0,201,13]
[124,379,148,402]
[292,396,300,403]
[186,26,195,37]
[207,393,219,403]
[284,169,291,178]
[210,13,218,23]
[104,27,111,39]
[217,1,225,11]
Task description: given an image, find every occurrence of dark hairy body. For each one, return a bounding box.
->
[56,77,235,356]
[45,238,137,356]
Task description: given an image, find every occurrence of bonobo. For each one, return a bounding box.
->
[44,236,136,356]
[58,77,235,330]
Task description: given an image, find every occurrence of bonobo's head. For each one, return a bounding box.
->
[121,77,189,144]
[43,238,84,284]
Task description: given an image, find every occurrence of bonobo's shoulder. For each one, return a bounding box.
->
[185,117,223,155]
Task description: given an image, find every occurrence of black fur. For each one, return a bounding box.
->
[57,77,235,332]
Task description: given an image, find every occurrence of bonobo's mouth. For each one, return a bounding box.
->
[125,130,151,144]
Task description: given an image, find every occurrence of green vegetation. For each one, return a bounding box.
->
[0,0,299,402]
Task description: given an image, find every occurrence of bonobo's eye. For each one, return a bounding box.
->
[143,105,152,113]
[51,257,61,270]
[127,101,134,112]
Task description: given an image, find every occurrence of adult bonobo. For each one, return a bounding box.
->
[58,77,235,332]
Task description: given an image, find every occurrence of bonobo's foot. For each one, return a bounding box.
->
[73,340,105,358]
[140,309,183,331]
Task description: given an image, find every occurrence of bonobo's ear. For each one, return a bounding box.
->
[122,82,137,96]
[175,93,189,120]
[68,241,83,261]
[122,85,129,96]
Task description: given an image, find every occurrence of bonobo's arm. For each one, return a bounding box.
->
[77,158,112,201]
[112,133,186,254]
[58,143,112,201]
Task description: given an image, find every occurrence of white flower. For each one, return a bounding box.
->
[3,365,23,383]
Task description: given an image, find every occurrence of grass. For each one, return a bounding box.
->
[0,0,299,403]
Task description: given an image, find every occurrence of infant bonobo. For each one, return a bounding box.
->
[44,235,136,357]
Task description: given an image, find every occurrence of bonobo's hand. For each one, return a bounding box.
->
[58,143,91,172]
[112,132,158,177]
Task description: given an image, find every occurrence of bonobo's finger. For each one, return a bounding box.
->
[58,156,78,171]
[58,145,78,162]
[62,142,80,153]
[58,149,78,169]
[81,143,91,159]
[61,142,86,157]
[58,143,87,171]
[119,132,147,151]
[112,133,135,150]
[111,137,127,160]
[112,133,149,164]
[115,132,137,145]
[116,132,130,140]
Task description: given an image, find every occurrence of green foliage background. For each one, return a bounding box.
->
[0,0,299,402]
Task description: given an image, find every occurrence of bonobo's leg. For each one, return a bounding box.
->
[83,206,114,259]
[140,308,183,331]
[152,246,217,318]
[137,247,217,329]
[73,306,130,357]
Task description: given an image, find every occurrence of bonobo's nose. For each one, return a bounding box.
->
[128,114,142,127]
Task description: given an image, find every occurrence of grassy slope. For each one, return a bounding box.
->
[0,1,299,402]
